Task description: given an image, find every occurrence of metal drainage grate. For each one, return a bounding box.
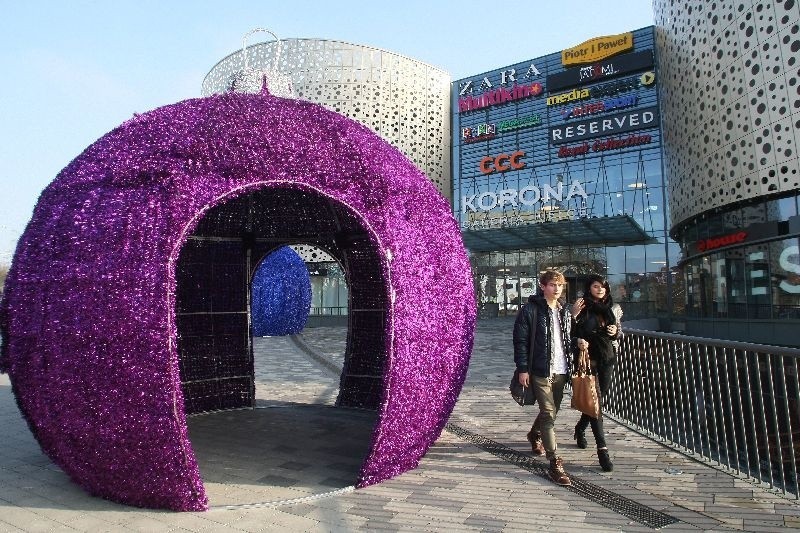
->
[211,486,356,511]
[445,423,680,530]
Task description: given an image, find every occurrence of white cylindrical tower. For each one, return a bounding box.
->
[203,38,452,200]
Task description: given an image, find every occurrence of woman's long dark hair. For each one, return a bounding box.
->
[582,274,613,306]
[582,274,616,327]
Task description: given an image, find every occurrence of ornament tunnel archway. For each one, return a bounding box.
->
[176,184,387,415]
[0,92,476,511]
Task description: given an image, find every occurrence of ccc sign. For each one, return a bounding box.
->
[479,150,526,175]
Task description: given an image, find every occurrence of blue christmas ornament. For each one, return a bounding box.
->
[251,246,311,336]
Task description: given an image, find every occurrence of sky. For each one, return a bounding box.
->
[0,0,655,265]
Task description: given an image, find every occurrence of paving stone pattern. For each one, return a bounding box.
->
[0,319,798,531]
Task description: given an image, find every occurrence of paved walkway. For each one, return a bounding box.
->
[1,319,799,531]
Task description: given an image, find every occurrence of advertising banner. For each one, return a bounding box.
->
[549,106,659,145]
[561,32,634,66]
[547,50,654,92]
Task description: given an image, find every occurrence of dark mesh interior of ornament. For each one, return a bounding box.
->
[176,187,386,414]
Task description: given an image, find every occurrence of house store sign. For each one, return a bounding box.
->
[462,181,588,212]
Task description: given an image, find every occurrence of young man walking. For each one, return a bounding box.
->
[513,269,576,485]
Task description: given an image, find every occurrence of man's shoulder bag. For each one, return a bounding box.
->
[510,303,538,406]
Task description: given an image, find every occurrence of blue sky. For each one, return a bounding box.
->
[0,0,655,264]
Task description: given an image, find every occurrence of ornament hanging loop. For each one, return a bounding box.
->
[241,27,283,73]
[228,27,294,98]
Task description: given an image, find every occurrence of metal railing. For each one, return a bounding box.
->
[309,306,348,316]
[605,329,800,498]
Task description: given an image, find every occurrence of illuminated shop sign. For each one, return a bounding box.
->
[548,50,654,92]
[696,231,748,252]
[550,107,659,145]
[463,206,589,230]
[745,247,800,295]
[479,151,526,174]
[462,115,543,143]
[546,72,655,106]
[458,82,543,113]
[557,134,652,157]
[458,65,542,96]
[498,114,541,131]
[687,217,799,258]
[462,181,588,213]
[560,95,637,120]
[780,245,800,294]
[547,88,591,106]
[462,123,496,143]
[562,32,633,66]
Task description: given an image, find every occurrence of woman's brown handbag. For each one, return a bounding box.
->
[571,348,600,418]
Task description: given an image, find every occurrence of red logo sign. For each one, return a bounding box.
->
[697,231,747,252]
[479,151,526,175]
[458,83,543,113]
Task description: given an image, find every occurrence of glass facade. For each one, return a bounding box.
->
[453,27,679,320]
[285,244,349,317]
[309,261,348,316]
[470,245,680,320]
[678,192,800,320]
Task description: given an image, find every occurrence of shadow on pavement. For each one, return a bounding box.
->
[187,403,378,508]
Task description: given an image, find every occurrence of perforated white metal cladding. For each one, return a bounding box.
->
[203,39,452,200]
[288,244,336,263]
[654,0,800,228]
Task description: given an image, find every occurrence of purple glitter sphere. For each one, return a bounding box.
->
[0,91,476,511]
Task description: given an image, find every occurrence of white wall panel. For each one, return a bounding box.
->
[655,0,800,228]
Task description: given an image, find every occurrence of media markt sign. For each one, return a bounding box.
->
[562,32,634,66]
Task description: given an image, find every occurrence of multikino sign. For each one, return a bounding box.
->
[462,181,588,213]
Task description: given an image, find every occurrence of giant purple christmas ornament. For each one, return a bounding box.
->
[0,89,476,511]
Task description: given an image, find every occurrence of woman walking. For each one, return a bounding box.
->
[571,274,622,472]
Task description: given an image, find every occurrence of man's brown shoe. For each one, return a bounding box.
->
[548,457,571,486]
[526,430,545,456]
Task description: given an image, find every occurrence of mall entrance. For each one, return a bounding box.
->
[472,246,676,321]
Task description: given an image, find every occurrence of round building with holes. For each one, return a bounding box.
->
[655,0,800,346]
[203,38,451,200]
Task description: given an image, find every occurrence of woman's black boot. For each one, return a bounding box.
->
[573,426,587,449]
[598,448,613,472]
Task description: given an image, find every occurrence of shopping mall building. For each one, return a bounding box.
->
[452,26,670,325]
[204,0,800,347]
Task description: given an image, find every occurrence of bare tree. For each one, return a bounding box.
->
[0,263,8,295]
